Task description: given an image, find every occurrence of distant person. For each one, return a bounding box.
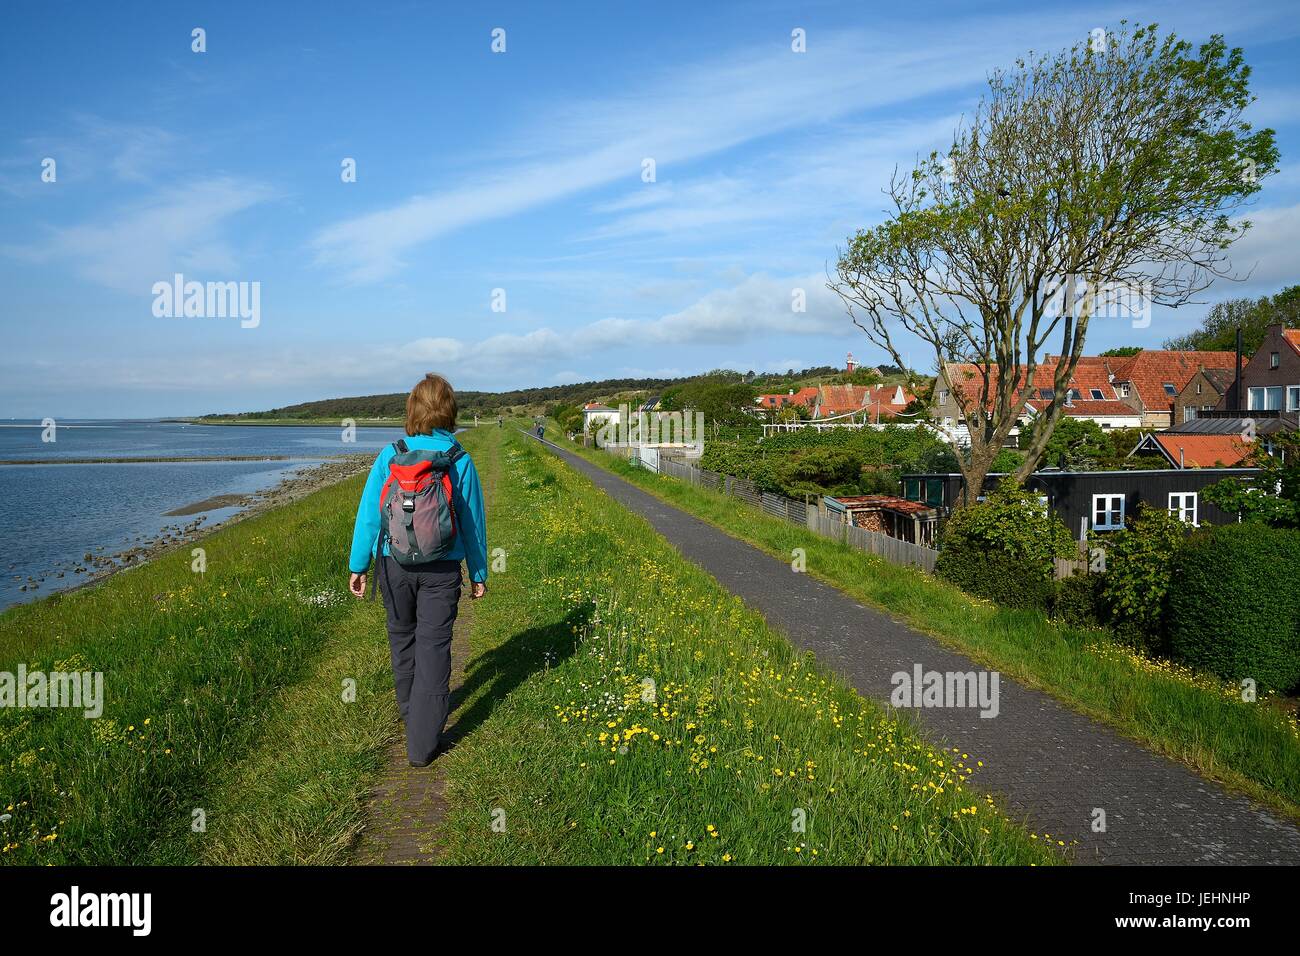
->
[537,424,545,440]
[496,416,502,428]
[348,373,488,768]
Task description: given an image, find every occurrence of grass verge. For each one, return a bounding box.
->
[550,429,1300,822]
[0,432,491,864]
[433,429,1057,864]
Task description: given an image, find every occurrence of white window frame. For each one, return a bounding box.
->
[1092,494,1126,531]
[1288,385,1300,412]
[1249,386,1283,411]
[1271,352,1280,369]
[1168,492,1198,526]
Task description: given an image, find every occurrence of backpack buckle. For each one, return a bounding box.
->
[402,494,416,512]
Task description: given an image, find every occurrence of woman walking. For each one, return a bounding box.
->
[348,374,488,767]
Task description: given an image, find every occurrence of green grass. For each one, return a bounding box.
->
[549,428,1300,821]
[0,444,421,864]
[432,428,1057,864]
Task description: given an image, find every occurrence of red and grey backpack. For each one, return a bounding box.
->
[371,438,464,598]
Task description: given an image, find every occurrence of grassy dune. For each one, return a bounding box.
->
[433,430,1057,864]
[551,430,1300,821]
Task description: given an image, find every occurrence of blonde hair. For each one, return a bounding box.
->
[405,373,458,435]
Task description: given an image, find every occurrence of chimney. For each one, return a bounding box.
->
[1179,446,1185,468]
[1234,326,1244,412]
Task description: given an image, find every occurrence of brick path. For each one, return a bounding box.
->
[535,436,1300,865]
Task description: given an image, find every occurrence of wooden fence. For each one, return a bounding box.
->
[656,456,938,572]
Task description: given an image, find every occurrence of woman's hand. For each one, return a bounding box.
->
[470,581,487,600]
[349,573,366,598]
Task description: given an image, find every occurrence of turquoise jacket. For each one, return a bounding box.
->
[348,429,489,582]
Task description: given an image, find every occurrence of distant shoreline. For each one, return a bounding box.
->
[177,417,408,427]
[0,454,299,465]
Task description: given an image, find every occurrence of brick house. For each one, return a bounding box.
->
[1174,367,1237,424]
[1221,324,1300,415]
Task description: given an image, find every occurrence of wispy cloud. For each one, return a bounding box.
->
[309,13,1089,284]
[8,177,275,294]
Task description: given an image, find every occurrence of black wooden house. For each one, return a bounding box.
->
[900,468,1258,537]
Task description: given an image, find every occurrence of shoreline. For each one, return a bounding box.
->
[0,454,299,465]
[6,453,373,607]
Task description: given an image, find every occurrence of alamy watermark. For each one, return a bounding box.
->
[1,665,103,718]
[593,403,706,459]
[152,273,260,328]
[890,663,1000,718]
[1042,274,1152,329]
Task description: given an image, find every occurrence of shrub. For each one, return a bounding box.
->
[936,477,1077,610]
[1098,505,1186,653]
[1166,522,1300,693]
[1053,573,1103,627]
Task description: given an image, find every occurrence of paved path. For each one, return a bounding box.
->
[533,435,1300,865]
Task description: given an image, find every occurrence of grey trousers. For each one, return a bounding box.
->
[380,556,462,764]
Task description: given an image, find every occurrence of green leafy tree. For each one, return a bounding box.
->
[1100,346,1143,357]
[832,24,1277,506]
[1163,285,1300,354]
[1099,505,1186,649]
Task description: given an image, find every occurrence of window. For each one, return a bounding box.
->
[1195,381,1202,395]
[1162,382,1177,396]
[1090,388,1105,400]
[1288,386,1300,412]
[1184,406,1197,422]
[1249,386,1283,411]
[1038,388,1054,400]
[1067,388,1082,401]
[1169,492,1198,525]
[1092,494,1126,531]
[1118,383,1130,397]
[938,389,949,405]
[1271,352,1281,369]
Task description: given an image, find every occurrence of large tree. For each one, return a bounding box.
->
[831,23,1277,504]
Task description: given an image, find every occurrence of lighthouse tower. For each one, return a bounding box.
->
[846,352,857,374]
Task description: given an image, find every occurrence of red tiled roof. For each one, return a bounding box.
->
[756,387,819,408]
[1024,398,1141,418]
[1109,351,1236,414]
[1284,329,1300,356]
[944,356,1116,412]
[816,383,915,418]
[1149,433,1252,468]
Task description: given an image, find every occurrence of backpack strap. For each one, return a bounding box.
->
[394,438,409,454]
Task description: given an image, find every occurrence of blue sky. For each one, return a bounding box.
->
[2,0,1298,417]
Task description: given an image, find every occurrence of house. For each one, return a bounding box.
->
[899,467,1258,534]
[1174,367,1236,424]
[934,357,1142,436]
[1129,432,1253,468]
[581,402,620,431]
[1106,349,1237,428]
[823,494,939,546]
[754,386,819,412]
[935,351,1237,434]
[1220,324,1300,415]
[813,383,916,421]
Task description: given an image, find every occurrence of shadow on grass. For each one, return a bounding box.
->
[441,603,591,750]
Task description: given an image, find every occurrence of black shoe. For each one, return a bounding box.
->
[408,757,433,768]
